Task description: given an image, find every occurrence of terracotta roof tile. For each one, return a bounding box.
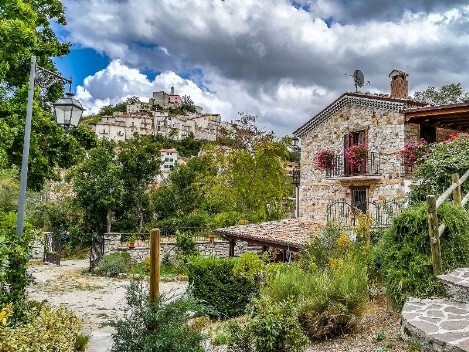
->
[214,218,319,250]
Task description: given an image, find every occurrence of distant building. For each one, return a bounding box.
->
[160,148,179,179]
[93,88,233,142]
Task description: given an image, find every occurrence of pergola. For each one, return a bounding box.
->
[404,102,469,131]
[214,218,319,260]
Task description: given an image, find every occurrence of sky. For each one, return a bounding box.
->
[53,0,469,137]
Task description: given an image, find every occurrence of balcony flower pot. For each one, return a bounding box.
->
[315,149,336,171]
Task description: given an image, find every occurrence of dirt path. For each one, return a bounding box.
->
[27,260,187,352]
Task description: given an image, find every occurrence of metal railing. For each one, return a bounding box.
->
[326,152,381,178]
[118,227,218,246]
[326,199,403,228]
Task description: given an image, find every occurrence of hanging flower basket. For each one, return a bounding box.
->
[315,149,336,171]
[400,139,429,168]
[345,144,368,167]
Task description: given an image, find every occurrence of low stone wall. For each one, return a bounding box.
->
[103,233,259,262]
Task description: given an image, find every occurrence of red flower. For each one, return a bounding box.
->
[400,139,429,168]
[315,149,336,171]
[345,144,368,167]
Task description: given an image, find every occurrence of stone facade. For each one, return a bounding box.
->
[296,94,457,226]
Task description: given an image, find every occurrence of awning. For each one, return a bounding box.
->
[404,102,469,131]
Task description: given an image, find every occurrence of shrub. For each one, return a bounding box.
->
[400,139,429,169]
[409,134,469,203]
[378,203,469,308]
[176,230,198,257]
[0,212,35,320]
[248,298,308,352]
[262,259,368,340]
[111,280,205,352]
[188,256,259,318]
[0,302,83,352]
[96,252,132,277]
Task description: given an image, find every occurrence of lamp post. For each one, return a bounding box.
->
[16,56,84,237]
[291,137,301,218]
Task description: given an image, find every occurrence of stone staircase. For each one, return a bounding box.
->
[401,268,469,351]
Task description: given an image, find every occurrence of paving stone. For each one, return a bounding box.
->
[439,268,469,304]
[401,298,469,352]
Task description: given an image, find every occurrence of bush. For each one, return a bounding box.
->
[262,259,368,340]
[0,212,35,320]
[0,302,84,351]
[188,256,259,318]
[378,203,469,308]
[248,298,308,352]
[175,230,198,257]
[96,252,132,277]
[111,280,205,352]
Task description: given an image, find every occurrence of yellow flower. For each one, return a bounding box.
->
[0,303,13,326]
[336,233,350,249]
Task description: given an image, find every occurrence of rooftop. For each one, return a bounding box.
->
[214,218,320,251]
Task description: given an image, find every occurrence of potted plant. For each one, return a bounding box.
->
[209,234,215,243]
[128,234,137,249]
[314,149,336,171]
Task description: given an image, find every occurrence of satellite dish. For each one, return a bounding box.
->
[353,70,365,91]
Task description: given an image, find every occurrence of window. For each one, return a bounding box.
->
[351,186,367,213]
[344,129,367,175]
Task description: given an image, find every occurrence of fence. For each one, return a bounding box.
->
[117,227,216,246]
[427,170,469,275]
[326,152,381,178]
[326,199,403,228]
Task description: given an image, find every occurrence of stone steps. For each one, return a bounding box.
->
[401,268,469,352]
[401,298,469,351]
[439,268,469,304]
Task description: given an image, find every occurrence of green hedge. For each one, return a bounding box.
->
[378,202,469,308]
[188,256,259,319]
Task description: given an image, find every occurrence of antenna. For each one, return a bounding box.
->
[353,70,364,92]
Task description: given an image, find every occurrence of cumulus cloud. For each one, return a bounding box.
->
[64,0,469,135]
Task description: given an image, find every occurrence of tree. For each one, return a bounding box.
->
[218,112,274,150]
[70,140,125,233]
[0,168,19,215]
[0,0,70,90]
[181,95,196,113]
[114,136,161,231]
[414,83,469,106]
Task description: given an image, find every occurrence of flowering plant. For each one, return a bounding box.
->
[447,132,469,142]
[314,149,336,170]
[400,139,429,168]
[345,144,368,167]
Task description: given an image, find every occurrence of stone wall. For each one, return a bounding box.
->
[299,103,407,225]
[103,233,257,262]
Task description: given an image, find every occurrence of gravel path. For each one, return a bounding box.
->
[27,260,187,352]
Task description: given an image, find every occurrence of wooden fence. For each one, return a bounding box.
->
[427,170,469,275]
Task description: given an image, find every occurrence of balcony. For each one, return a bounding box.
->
[325,152,381,179]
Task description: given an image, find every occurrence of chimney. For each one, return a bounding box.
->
[389,70,408,99]
[170,86,175,95]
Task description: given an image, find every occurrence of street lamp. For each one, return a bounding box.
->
[16,56,85,237]
[291,136,301,218]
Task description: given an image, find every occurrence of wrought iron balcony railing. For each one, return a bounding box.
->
[325,152,381,178]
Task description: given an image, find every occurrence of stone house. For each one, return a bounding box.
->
[293,70,460,226]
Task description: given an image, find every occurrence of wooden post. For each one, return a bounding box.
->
[427,195,442,275]
[452,173,462,206]
[229,238,235,257]
[149,228,160,301]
